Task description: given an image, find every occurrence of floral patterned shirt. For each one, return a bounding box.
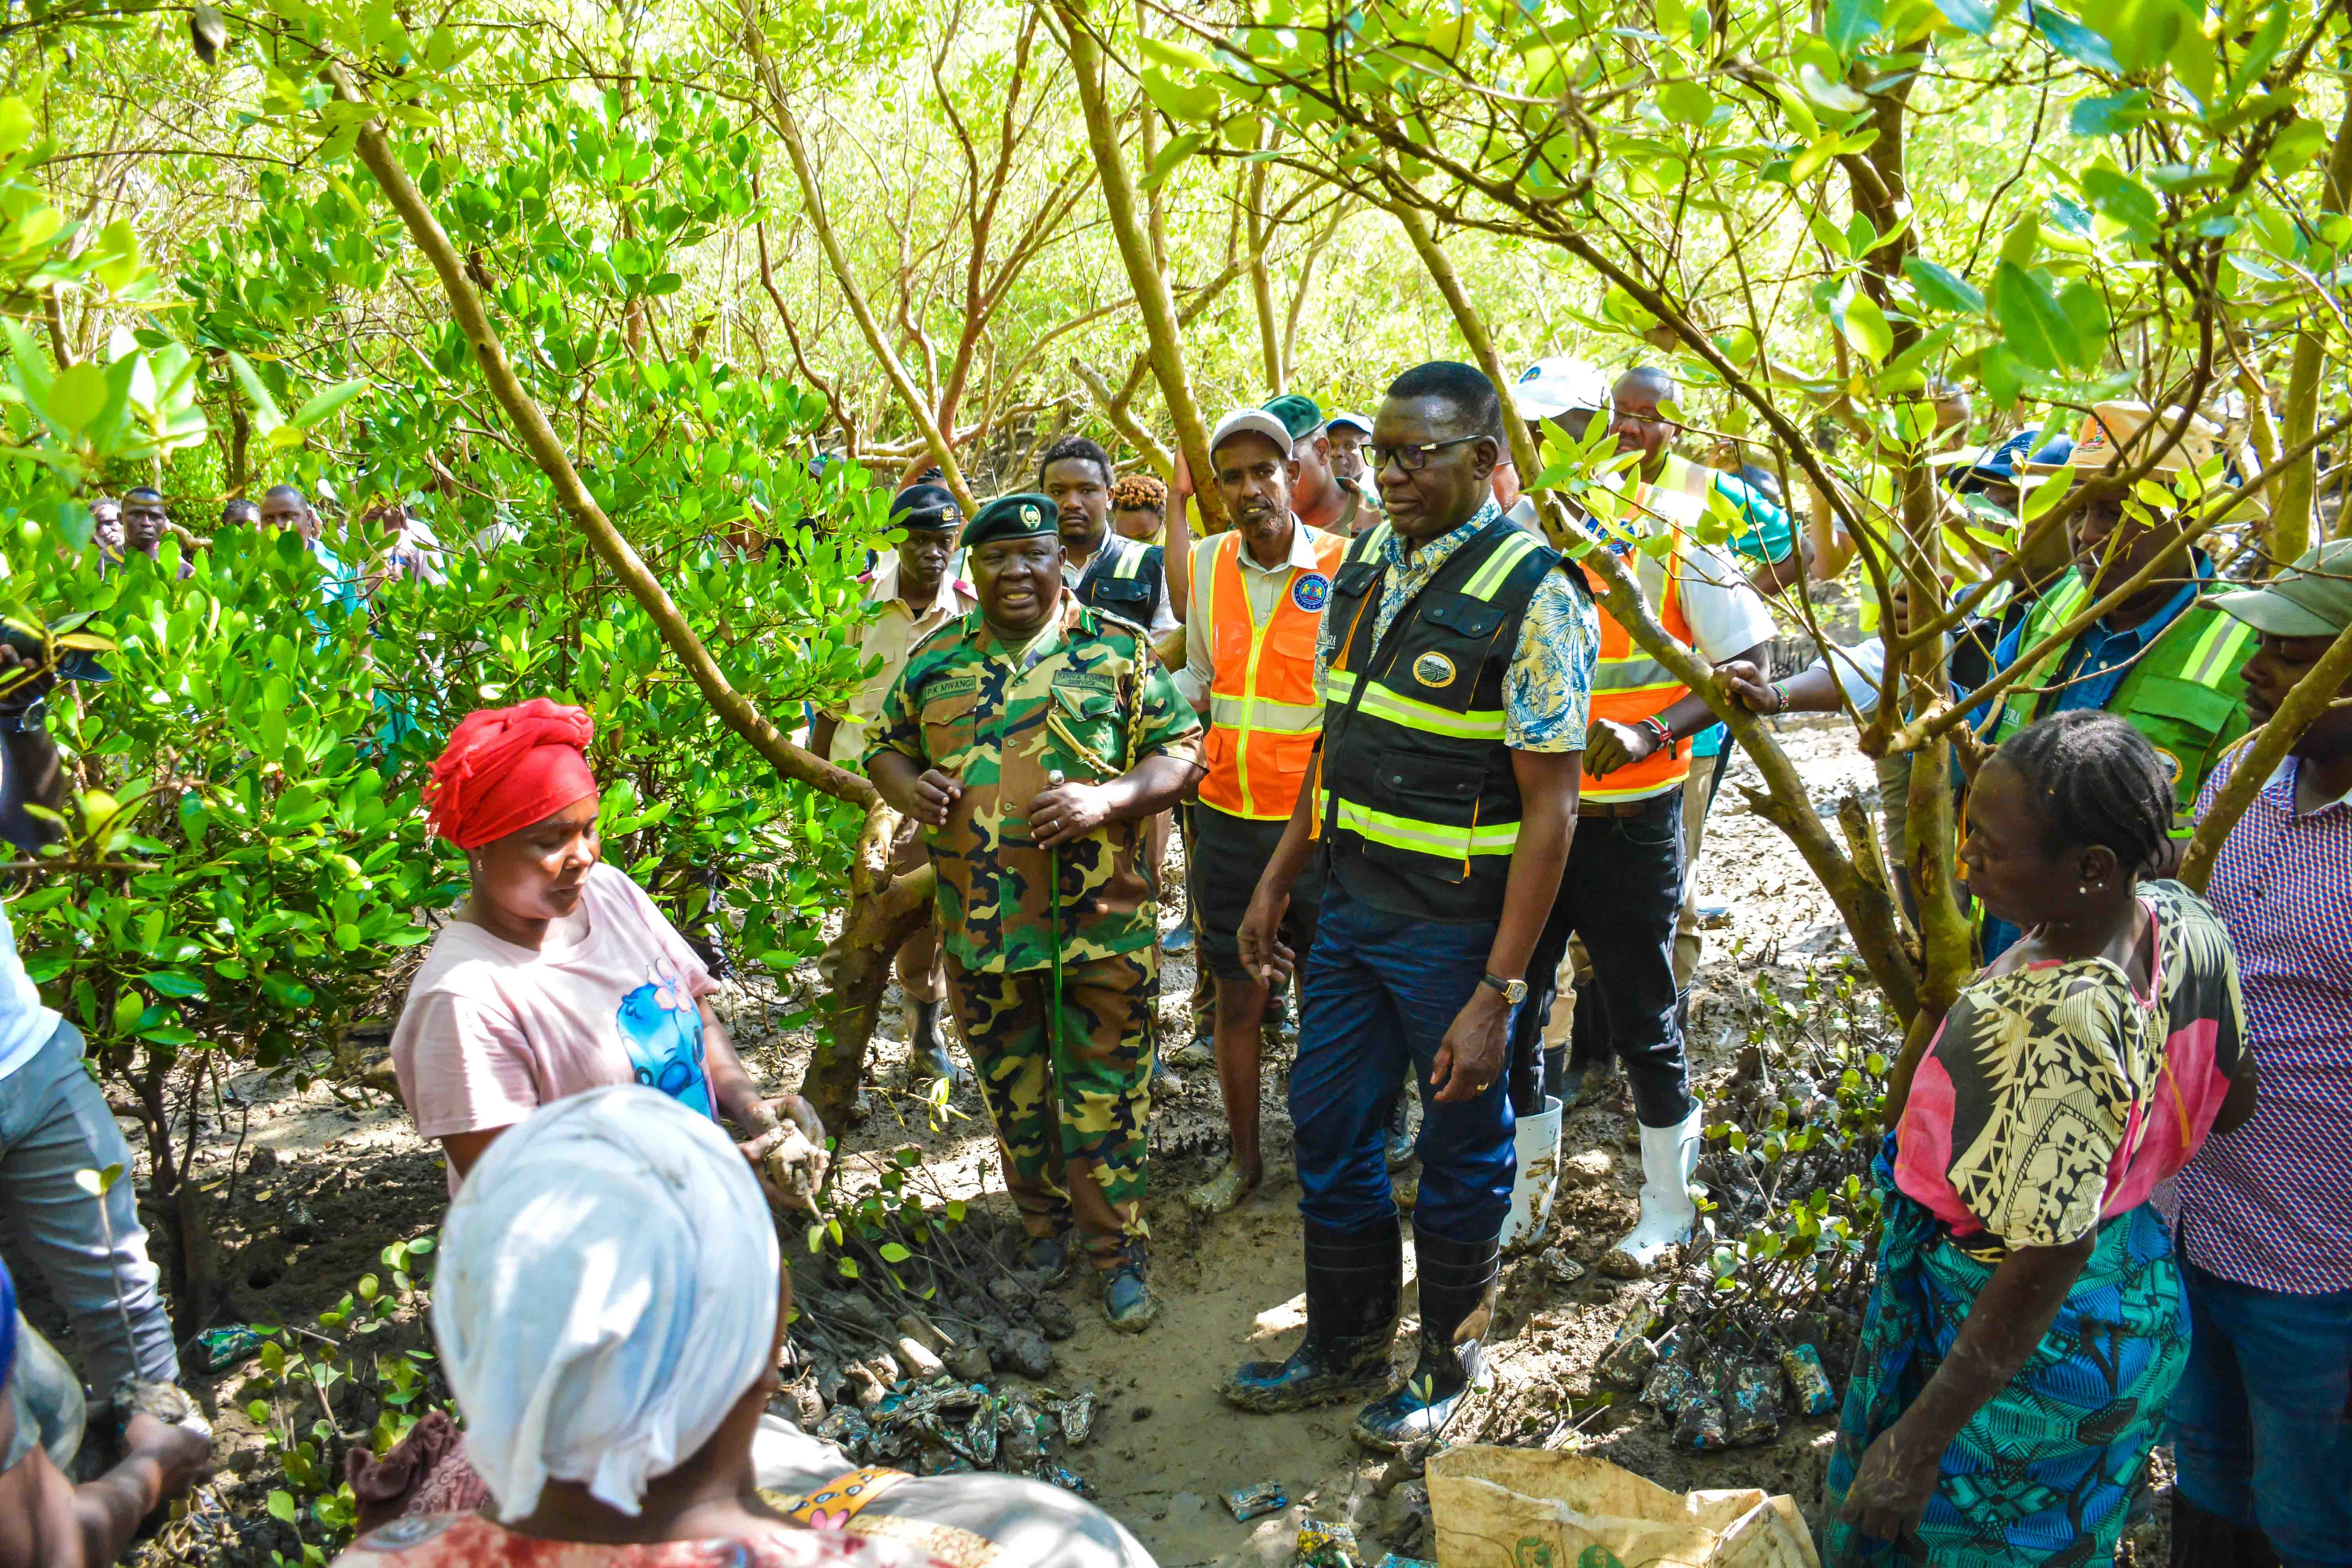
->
[1312,501,1598,753]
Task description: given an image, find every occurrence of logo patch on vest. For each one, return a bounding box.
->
[1291,572,1330,613]
[1412,650,1457,688]
[2151,746,2182,791]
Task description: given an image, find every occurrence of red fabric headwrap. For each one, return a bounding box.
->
[425,699,598,850]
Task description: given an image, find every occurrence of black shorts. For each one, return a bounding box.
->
[1188,802,1325,983]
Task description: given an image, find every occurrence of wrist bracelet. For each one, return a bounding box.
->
[1640,715,1674,753]
[1770,681,1790,714]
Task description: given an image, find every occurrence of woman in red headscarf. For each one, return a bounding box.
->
[390,700,826,1198]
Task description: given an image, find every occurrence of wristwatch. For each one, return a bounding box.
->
[0,698,47,735]
[1479,971,1528,1005]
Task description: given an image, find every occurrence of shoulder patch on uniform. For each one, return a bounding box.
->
[1412,650,1457,687]
[908,615,976,661]
[1090,607,1150,641]
[1291,572,1330,613]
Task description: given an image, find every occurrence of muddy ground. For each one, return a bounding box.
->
[36,717,2172,1564]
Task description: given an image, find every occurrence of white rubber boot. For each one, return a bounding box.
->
[1499,1094,1563,1254]
[1610,1106,1703,1273]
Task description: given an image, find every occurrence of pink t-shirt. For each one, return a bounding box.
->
[392,862,721,1188]
[1894,880,2245,1252]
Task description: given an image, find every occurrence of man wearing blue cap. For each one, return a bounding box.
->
[813,483,977,1089]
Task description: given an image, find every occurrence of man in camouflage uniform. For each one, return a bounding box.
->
[868,492,1204,1332]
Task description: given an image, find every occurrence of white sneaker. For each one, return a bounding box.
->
[1610,1106,1703,1272]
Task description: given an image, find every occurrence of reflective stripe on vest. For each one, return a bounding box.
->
[1995,574,2256,740]
[1320,522,1546,862]
[1201,528,1347,820]
[1579,467,1705,801]
[1323,789,1522,860]
[1319,666,1508,740]
[1990,568,2257,832]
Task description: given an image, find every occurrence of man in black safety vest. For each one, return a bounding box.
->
[1218,362,1598,1450]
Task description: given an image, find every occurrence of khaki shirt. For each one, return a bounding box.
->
[828,558,978,765]
[1174,518,1334,709]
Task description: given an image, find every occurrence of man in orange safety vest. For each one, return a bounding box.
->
[1173,406,1348,1215]
[1504,362,1777,1274]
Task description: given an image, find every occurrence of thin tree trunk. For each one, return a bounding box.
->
[741,28,979,515]
[343,80,925,1127]
[1071,356,1175,479]
[753,210,848,448]
[2270,95,2352,568]
[1132,0,1168,273]
[1388,201,1541,479]
[1281,210,1345,388]
[1053,0,1228,535]
[43,286,76,368]
[1246,152,1282,394]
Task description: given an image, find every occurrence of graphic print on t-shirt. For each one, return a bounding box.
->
[616,957,712,1117]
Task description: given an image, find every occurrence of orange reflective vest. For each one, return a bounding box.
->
[1200,526,1347,820]
[1579,455,1711,803]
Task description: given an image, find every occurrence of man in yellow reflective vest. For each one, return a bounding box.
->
[1974,401,2259,960]
[1505,363,1777,1275]
[1173,408,1348,1216]
[1220,362,1596,1450]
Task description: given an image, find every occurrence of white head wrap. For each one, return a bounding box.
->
[432,1086,780,1521]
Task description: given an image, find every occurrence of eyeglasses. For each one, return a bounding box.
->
[1366,434,1485,472]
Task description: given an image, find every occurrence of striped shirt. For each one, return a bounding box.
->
[2169,748,2352,1293]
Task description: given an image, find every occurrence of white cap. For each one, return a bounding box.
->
[1514,356,1612,421]
[1209,407,1295,459]
[1327,410,1373,436]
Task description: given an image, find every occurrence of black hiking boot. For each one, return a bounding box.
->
[1352,1229,1499,1451]
[1221,1218,1402,1412]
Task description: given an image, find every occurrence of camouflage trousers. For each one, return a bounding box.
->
[944,949,1155,1270]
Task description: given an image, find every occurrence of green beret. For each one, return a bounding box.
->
[962,492,1060,548]
[1263,392,1325,440]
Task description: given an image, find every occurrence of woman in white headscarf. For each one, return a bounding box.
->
[330,1087,948,1568]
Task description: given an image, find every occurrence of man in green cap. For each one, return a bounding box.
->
[1265,393,1368,540]
[2164,536,2352,1565]
[867,492,1205,1331]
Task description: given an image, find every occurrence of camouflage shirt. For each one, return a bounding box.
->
[869,595,1203,975]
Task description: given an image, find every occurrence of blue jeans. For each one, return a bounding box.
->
[0,1020,180,1388]
[2172,1258,2352,1567]
[1289,885,1517,1245]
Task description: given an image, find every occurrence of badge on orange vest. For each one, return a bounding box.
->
[1413,650,1457,687]
[1291,572,1330,613]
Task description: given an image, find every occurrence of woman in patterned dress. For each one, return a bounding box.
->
[1827,711,2259,1564]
